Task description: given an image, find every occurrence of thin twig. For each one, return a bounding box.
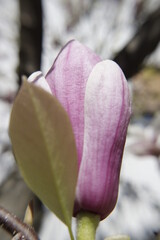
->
[0,206,39,240]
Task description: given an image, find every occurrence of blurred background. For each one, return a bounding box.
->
[0,0,160,239]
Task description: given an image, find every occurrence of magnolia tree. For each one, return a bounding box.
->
[0,40,131,240]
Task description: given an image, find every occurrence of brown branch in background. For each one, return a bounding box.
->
[0,206,39,240]
[18,0,43,85]
[0,171,43,240]
[114,7,160,79]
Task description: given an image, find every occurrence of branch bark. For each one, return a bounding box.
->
[114,7,160,79]
[18,0,43,85]
[0,206,39,240]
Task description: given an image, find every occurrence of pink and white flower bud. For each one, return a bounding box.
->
[28,40,131,220]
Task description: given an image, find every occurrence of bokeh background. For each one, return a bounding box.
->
[0,0,160,239]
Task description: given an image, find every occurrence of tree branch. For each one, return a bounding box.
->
[0,206,39,240]
[114,7,160,79]
[18,0,43,85]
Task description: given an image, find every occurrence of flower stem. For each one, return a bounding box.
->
[68,225,74,240]
[76,211,100,240]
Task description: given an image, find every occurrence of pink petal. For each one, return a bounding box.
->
[45,40,101,167]
[75,60,131,219]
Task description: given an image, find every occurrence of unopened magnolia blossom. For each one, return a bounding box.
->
[28,40,131,220]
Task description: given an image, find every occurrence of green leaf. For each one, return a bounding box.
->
[9,80,78,238]
[105,235,130,240]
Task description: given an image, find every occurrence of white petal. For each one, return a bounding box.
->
[28,71,52,94]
